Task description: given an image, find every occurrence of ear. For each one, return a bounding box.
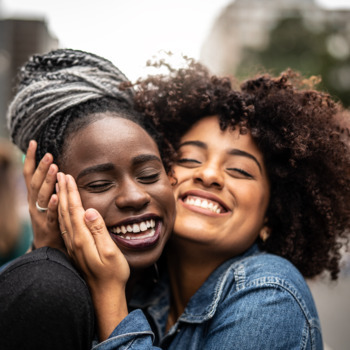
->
[167,169,177,186]
[259,226,271,242]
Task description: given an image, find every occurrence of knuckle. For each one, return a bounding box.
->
[103,247,115,259]
[73,236,84,249]
[30,181,38,192]
[90,222,105,235]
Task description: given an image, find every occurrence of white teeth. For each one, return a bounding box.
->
[118,229,155,240]
[184,196,223,214]
[194,198,201,206]
[201,200,208,208]
[111,220,156,235]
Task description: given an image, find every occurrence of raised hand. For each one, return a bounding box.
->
[57,172,130,340]
[24,140,64,251]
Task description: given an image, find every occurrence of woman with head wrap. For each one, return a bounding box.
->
[0,49,175,350]
[53,60,350,349]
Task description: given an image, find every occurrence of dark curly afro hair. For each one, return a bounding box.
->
[134,58,350,280]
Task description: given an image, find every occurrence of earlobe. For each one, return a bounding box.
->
[168,169,178,186]
[259,226,271,242]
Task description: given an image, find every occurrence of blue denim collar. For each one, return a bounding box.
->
[129,244,261,324]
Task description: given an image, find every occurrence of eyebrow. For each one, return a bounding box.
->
[178,140,262,172]
[76,163,115,181]
[76,154,162,181]
[228,149,262,172]
[178,140,207,149]
[132,154,162,166]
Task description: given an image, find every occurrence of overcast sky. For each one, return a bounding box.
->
[1,0,350,80]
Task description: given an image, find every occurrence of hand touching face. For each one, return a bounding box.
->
[61,114,175,268]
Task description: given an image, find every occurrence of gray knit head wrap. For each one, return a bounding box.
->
[7,48,134,155]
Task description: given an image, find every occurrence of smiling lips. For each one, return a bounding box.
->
[183,195,227,214]
[109,219,156,240]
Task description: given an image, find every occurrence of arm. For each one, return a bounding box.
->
[23,140,63,251]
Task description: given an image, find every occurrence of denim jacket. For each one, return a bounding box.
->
[93,245,323,350]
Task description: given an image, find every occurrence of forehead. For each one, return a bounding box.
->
[181,116,256,149]
[63,116,160,169]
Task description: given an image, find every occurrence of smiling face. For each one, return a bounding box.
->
[60,113,175,269]
[171,115,270,262]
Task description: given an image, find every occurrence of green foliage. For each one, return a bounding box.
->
[236,14,350,107]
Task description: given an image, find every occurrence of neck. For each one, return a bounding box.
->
[166,237,226,322]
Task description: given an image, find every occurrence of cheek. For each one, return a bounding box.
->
[79,192,112,214]
[153,182,176,211]
[171,166,191,183]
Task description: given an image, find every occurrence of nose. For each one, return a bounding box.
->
[115,178,151,211]
[193,161,224,189]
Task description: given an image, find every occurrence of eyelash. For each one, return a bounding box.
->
[177,158,201,164]
[137,172,161,183]
[227,168,253,179]
[86,182,113,192]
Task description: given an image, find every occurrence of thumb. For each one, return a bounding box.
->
[84,208,108,236]
[84,208,118,260]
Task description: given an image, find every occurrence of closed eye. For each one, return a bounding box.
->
[85,181,114,193]
[138,172,161,184]
[177,158,202,167]
[227,168,254,179]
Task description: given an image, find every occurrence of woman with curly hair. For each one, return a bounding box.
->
[52,59,350,349]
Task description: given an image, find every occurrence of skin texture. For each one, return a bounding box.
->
[55,114,175,339]
[57,114,272,336]
[165,115,270,325]
[60,115,175,269]
[24,141,61,251]
[171,115,270,265]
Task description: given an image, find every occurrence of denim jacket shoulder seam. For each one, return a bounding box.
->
[246,277,321,331]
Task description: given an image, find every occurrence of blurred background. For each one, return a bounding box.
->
[0,0,349,348]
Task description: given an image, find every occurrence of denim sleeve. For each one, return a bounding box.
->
[92,309,162,350]
[203,281,323,350]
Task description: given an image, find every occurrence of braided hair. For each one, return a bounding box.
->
[7,49,166,168]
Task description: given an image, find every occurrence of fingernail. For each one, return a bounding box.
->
[50,194,58,204]
[43,153,51,164]
[85,208,99,222]
[48,164,56,175]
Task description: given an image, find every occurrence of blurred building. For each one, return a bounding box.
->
[0,17,58,137]
[201,0,350,76]
[200,0,350,108]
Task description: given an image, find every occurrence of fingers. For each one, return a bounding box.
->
[84,208,117,262]
[57,173,74,253]
[46,194,59,229]
[26,145,55,209]
[36,163,58,208]
[23,140,37,190]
